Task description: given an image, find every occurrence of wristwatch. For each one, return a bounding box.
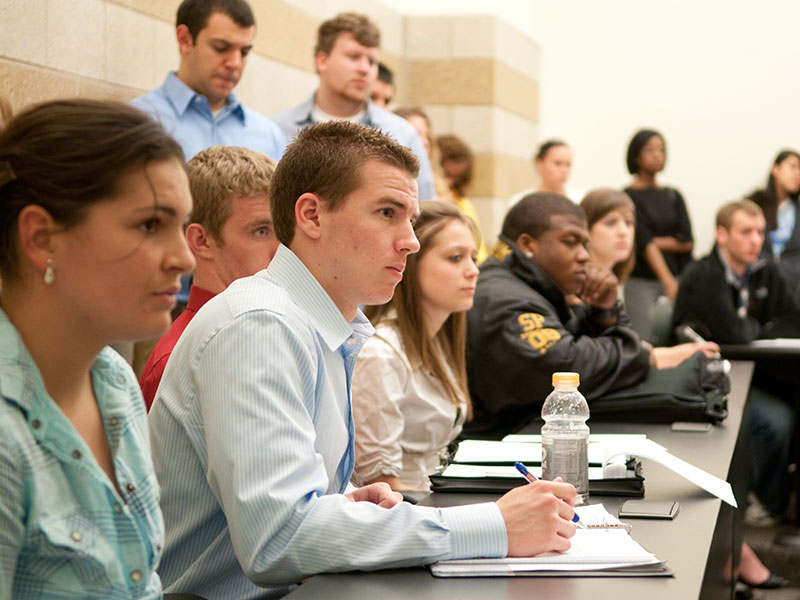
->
[591,300,623,321]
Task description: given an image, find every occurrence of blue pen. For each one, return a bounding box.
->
[514,462,581,526]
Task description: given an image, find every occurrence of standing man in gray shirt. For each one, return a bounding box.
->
[272,13,435,201]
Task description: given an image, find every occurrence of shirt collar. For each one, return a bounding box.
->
[162,71,245,122]
[0,308,132,418]
[186,285,217,313]
[264,244,374,351]
[715,244,765,288]
[0,306,36,413]
[292,91,376,129]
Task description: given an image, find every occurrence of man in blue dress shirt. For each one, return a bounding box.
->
[131,0,285,162]
[149,121,577,599]
[271,13,435,201]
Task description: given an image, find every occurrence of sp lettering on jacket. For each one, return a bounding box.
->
[518,313,561,354]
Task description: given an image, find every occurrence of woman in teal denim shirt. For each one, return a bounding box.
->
[0,99,194,598]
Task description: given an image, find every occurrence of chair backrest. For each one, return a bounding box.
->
[649,297,674,347]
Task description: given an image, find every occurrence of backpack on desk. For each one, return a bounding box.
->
[589,352,729,424]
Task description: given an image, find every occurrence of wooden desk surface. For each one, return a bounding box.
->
[285,361,753,600]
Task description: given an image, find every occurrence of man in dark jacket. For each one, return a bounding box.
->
[466,193,652,439]
[673,199,800,524]
[672,200,800,343]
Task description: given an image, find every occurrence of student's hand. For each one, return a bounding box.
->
[652,342,721,369]
[346,482,404,508]
[496,479,577,557]
[662,276,679,301]
[578,263,619,310]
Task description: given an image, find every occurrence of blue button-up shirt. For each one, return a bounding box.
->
[271,92,436,201]
[0,309,164,599]
[131,72,286,161]
[149,244,506,599]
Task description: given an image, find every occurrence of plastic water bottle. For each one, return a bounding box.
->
[541,372,590,504]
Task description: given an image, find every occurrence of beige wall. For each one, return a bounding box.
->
[535,0,800,258]
[0,0,541,243]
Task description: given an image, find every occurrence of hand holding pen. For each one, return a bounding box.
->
[515,462,584,528]
[495,464,578,556]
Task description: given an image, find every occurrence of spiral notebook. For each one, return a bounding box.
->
[430,504,670,578]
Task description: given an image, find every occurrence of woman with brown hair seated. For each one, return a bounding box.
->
[0,99,194,598]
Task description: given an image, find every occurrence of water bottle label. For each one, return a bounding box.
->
[541,437,589,495]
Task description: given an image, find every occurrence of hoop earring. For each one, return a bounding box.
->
[44,258,55,286]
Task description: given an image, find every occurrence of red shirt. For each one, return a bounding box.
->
[139,285,215,411]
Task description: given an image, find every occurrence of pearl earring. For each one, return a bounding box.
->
[44,258,55,285]
[525,251,534,259]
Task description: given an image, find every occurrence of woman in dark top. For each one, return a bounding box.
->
[623,129,694,341]
[748,149,800,301]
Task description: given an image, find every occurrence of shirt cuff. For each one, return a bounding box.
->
[441,502,507,559]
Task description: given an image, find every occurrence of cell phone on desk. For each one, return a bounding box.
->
[619,499,679,520]
[671,421,712,432]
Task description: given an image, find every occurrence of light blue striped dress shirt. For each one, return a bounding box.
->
[0,308,163,599]
[149,244,507,599]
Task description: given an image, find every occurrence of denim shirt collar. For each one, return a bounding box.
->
[289,91,378,130]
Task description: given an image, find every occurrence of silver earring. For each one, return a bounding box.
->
[44,258,55,285]
[525,251,534,259]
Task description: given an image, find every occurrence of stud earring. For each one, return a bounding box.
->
[525,251,534,259]
[44,258,55,286]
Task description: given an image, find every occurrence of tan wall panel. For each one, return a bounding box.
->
[107,0,180,23]
[253,0,317,72]
[495,61,538,123]
[468,152,536,200]
[409,58,538,123]
[408,58,494,106]
[107,0,318,73]
[1,58,140,112]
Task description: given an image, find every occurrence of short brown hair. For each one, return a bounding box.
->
[716,199,764,230]
[187,145,276,242]
[366,200,480,419]
[0,99,184,281]
[177,0,255,42]
[270,121,419,245]
[581,188,636,283]
[315,12,380,56]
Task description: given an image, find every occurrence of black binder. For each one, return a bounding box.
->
[429,458,645,497]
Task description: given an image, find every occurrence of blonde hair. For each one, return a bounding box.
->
[365,201,480,419]
[716,199,764,230]
[186,145,276,243]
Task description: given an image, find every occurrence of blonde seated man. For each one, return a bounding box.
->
[139,145,278,409]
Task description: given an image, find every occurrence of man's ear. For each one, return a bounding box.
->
[294,193,324,241]
[516,232,538,259]
[715,225,728,249]
[314,51,329,75]
[185,223,216,260]
[176,24,195,56]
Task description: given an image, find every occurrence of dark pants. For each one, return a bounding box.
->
[748,383,794,516]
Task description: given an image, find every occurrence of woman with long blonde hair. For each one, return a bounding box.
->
[352,201,480,491]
